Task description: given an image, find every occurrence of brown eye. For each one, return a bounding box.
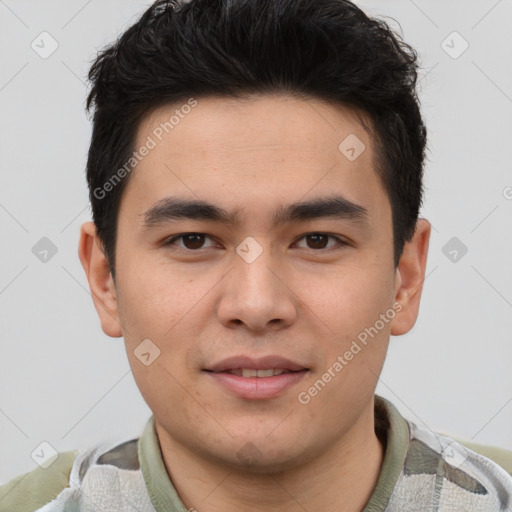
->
[181,234,206,249]
[305,234,329,249]
[295,233,345,251]
[165,233,216,250]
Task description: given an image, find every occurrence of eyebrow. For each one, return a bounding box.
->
[141,195,369,228]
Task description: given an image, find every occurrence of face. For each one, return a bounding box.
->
[80,94,429,472]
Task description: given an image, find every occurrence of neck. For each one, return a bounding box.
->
[156,399,384,512]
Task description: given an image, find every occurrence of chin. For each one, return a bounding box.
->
[225,452,305,475]
[210,438,311,475]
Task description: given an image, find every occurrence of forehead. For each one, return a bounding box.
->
[119,94,389,229]
[141,94,374,156]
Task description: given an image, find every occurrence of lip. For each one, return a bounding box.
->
[204,355,308,373]
[203,355,310,400]
[204,370,309,400]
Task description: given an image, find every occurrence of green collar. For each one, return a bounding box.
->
[138,416,189,511]
[363,396,410,511]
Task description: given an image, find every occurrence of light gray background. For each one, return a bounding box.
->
[1,0,511,485]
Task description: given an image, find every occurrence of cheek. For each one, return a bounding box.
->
[115,257,213,388]
[299,260,394,339]
[116,254,209,340]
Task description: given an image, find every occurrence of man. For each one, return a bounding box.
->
[1,0,511,510]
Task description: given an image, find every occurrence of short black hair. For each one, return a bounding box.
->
[86,0,427,281]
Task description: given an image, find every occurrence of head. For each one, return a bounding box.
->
[79,0,430,473]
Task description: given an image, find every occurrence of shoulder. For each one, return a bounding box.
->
[0,435,146,512]
[404,420,512,510]
[453,437,512,477]
[0,450,81,512]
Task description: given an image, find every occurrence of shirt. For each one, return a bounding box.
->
[1,395,511,511]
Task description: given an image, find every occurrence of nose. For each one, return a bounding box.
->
[216,241,298,332]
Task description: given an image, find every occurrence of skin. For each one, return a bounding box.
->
[79,94,430,512]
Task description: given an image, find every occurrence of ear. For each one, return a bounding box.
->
[78,221,123,338]
[390,218,431,336]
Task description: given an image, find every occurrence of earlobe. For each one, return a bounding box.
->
[78,221,123,338]
[390,218,431,336]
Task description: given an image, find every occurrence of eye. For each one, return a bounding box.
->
[164,232,348,252]
[165,233,217,251]
[294,233,347,251]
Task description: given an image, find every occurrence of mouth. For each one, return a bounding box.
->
[203,368,305,377]
[202,356,310,399]
[203,355,309,374]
